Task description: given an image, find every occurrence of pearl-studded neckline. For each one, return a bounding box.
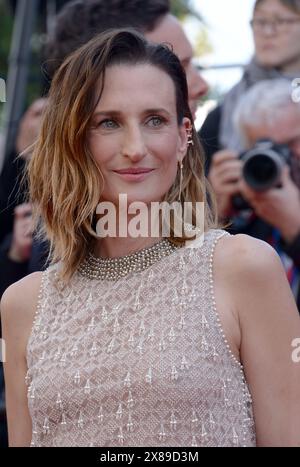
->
[78,238,181,280]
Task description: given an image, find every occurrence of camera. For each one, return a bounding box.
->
[240,139,290,191]
[232,139,291,211]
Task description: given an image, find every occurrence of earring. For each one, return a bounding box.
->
[178,159,183,201]
[187,126,194,146]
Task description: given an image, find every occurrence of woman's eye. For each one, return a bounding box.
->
[148,116,164,127]
[99,119,118,129]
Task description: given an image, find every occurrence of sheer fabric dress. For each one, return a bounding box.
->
[26,229,256,447]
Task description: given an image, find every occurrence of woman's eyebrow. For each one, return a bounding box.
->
[93,108,172,117]
[93,110,122,117]
[142,108,171,116]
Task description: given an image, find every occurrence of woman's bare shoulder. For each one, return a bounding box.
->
[216,232,280,277]
[0,272,43,347]
[1,271,43,310]
[215,233,298,320]
[214,233,289,313]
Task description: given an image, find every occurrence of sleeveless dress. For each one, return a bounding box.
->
[25,229,256,447]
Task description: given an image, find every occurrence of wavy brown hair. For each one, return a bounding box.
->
[27,29,218,283]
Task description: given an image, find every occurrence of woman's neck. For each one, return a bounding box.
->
[93,236,163,259]
[93,203,163,258]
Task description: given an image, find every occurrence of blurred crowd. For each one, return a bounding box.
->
[1,0,300,447]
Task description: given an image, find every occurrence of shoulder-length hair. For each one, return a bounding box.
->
[27,28,218,282]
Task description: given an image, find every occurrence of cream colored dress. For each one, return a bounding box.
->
[26,229,256,447]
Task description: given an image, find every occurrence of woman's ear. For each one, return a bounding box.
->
[177,117,192,162]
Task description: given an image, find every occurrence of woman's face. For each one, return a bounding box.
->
[253,0,300,71]
[88,63,190,206]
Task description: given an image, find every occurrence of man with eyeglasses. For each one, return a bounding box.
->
[234,79,300,311]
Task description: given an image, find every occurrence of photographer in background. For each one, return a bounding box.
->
[210,79,300,308]
[0,98,49,299]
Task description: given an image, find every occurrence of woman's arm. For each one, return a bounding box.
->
[0,272,42,447]
[222,234,300,447]
[0,234,30,300]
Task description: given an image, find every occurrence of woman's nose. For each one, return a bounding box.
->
[121,127,147,161]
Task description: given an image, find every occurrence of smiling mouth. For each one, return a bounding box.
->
[113,168,155,175]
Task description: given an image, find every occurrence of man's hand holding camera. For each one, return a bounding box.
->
[240,165,300,243]
[208,149,242,219]
[209,142,300,244]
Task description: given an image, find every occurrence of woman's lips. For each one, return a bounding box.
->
[112,168,155,181]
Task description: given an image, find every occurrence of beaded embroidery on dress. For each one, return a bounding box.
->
[26,229,256,447]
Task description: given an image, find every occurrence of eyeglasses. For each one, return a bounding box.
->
[250,17,300,33]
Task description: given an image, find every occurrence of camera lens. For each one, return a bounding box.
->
[243,154,279,191]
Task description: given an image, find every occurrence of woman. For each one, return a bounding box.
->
[1,29,300,447]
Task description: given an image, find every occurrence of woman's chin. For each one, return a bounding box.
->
[100,191,164,206]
